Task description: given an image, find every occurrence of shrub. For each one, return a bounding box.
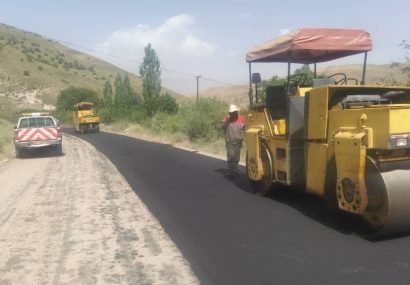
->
[23,70,30,76]
[56,86,99,111]
[38,66,43,71]
[128,105,148,123]
[146,112,180,133]
[157,93,178,113]
[178,98,226,142]
[97,106,114,124]
[64,61,73,69]
[0,119,14,153]
[55,86,100,123]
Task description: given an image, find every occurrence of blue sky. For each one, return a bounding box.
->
[1,0,409,94]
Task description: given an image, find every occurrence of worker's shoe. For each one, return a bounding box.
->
[225,169,238,179]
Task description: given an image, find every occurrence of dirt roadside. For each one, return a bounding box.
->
[0,134,199,285]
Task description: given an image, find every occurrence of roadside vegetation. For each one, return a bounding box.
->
[0,118,13,155]
[54,44,229,155]
[0,99,17,156]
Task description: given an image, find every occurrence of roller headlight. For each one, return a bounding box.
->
[390,135,409,149]
[397,138,408,147]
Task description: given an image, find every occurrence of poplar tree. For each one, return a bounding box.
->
[114,73,124,107]
[139,43,161,115]
[103,80,113,106]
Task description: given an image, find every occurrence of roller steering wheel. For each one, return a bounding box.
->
[328,73,347,85]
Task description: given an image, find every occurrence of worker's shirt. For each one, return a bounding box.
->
[222,115,245,143]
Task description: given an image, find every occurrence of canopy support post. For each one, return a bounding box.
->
[248,62,253,107]
[314,63,317,78]
[361,52,368,85]
[287,56,291,95]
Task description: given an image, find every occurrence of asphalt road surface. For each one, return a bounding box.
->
[67,129,410,285]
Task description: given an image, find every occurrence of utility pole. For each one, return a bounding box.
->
[196,75,201,103]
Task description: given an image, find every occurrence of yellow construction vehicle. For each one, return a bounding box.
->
[73,102,100,134]
[245,28,410,235]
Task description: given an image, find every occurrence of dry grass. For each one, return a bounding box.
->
[0,118,13,158]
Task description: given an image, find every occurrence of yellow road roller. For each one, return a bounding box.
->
[73,102,100,134]
[245,28,410,235]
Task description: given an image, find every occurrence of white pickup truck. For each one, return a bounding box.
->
[14,113,63,158]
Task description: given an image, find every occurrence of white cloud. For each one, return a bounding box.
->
[181,35,216,55]
[280,28,290,36]
[95,14,215,65]
[93,14,217,94]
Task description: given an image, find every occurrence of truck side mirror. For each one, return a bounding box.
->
[251,73,261,84]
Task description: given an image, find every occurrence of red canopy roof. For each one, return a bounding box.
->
[246,28,372,64]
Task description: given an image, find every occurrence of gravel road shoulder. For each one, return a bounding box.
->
[0,134,198,285]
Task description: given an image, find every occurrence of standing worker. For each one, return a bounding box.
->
[221,104,245,177]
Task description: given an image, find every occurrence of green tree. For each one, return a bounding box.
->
[179,98,226,141]
[114,73,125,107]
[399,40,410,84]
[139,43,161,115]
[123,74,133,100]
[103,80,113,106]
[113,73,139,109]
[55,86,99,122]
[56,86,99,112]
[292,64,314,86]
[157,93,178,114]
[122,74,139,105]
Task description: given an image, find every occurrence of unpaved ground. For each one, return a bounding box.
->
[0,135,198,285]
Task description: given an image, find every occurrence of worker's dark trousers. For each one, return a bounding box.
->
[226,141,242,174]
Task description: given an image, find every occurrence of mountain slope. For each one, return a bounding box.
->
[0,23,185,111]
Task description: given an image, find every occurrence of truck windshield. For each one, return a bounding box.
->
[78,105,93,110]
[18,117,55,128]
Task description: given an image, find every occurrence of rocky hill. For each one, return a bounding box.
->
[202,64,410,107]
[0,23,185,112]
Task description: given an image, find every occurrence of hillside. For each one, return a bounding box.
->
[202,64,410,107]
[0,23,185,112]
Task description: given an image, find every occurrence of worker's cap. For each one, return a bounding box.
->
[228,104,240,113]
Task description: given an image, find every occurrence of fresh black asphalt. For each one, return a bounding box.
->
[66,129,410,285]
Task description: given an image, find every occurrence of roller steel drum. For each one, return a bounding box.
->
[363,159,410,236]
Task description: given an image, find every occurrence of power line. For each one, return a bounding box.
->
[201,76,241,87]
[58,39,241,87]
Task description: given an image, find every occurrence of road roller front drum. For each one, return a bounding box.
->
[362,157,410,235]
